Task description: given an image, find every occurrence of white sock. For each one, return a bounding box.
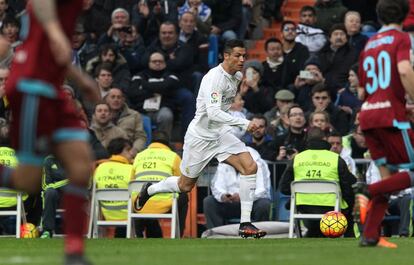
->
[147,176,181,195]
[239,174,256,223]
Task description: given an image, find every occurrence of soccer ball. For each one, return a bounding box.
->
[320,211,347,238]
[20,223,39,238]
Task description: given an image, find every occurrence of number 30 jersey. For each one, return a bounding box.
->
[358,26,411,130]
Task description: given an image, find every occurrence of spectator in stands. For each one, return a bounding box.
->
[289,58,325,112]
[244,114,272,158]
[280,127,355,237]
[132,131,188,237]
[344,11,368,54]
[280,21,310,87]
[203,147,271,229]
[314,0,348,33]
[229,92,248,139]
[90,102,128,148]
[204,0,241,42]
[86,43,131,91]
[307,83,351,135]
[261,38,285,90]
[342,111,368,159]
[1,16,20,49]
[79,0,110,42]
[262,104,307,161]
[296,5,327,54]
[178,0,212,36]
[105,88,147,155]
[94,138,135,238]
[335,63,362,116]
[98,7,130,46]
[39,155,68,238]
[316,24,359,91]
[308,110,333,133]
[365,160,412,237]
[0,65,9,119]
[0,1,14,29]
[118,24,146,75]
[264,89,294,134]
[127,51,179,139]
[327,131,356,176]
[132,0,179,46]
[269,104,292,138]
[240,60,274,114]
[238,0,264,39]
[94,63,114,98]
[178,11,209,91]
[72,23,98,70]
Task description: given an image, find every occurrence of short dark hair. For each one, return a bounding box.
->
[264,37,282,50]
[1,16,19,32]
[281,20,296,31]
[99,43,118,59]
[251,113,267,127]
[152,130,170,146]
[107,138,132,156]
[223,39,245,54]
[300,5,316,15]
[287,104,303,117]
[328,23,347,38]
[377,0,409,25]
[311,82,329,96]
[93,101,110,112]
[160,20,179,34]
[306,127,327,143]
[94,63,113,78]
[328,130,342,139]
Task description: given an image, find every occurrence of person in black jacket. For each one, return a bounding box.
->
[127,51,180,138]
[279,127,356,237]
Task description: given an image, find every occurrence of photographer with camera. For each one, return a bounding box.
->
[261,104,307,162]
[98,8,131,47]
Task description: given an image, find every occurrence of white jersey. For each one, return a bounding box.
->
[186,64,250,140]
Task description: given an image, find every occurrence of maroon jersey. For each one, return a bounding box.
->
[6,0,83,92]
[358,27,411,130]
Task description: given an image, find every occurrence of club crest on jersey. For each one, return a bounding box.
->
[210,92,219,103]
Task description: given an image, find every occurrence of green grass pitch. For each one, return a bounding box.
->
[0,238,413,265]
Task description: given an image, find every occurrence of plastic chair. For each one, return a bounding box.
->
[91,188,130,238]
[288,180,341,238]
[0,189,25,238]
[127,180,180,239]
[142,115,152,147]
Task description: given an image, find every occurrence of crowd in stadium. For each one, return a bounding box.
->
[0,0,413,239]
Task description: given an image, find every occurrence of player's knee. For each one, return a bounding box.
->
[241,161,257,175]
[66,163,92,187]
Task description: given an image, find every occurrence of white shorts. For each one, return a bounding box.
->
[180,132,248,178]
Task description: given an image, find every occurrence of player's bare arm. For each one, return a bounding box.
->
[32,0,72,66]
[66,65,100,103]
[398,60,414,101]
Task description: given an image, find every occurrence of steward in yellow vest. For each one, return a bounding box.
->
[94,138,134,222]
[280,127,356,237]
[0,146,28,208]
[132,131,187,238]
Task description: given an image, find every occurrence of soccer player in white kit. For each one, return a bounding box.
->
[137,39,266,238]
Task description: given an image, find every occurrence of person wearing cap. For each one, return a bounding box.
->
[316,23,358,91]
[264,89,294,129]
[279,127,355,237]
[289,57,325,112]
[239,60,274,114]
[281,20,310,87]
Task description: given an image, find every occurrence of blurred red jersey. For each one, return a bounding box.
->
[5,0,83,92]
[358,27,411,130]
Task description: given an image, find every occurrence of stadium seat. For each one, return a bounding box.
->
[0,190,25,238]
[142,115,152,147]
[127,180,180,239]
[288,180,341,238]
[90,188,130,238]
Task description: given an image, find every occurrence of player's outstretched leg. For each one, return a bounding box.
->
[352,182,370,225]
[238,222,267,239]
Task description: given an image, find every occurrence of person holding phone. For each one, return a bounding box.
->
[239,60,274,114]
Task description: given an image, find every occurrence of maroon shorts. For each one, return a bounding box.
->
[7,78,88,165]
[363,127,414,169]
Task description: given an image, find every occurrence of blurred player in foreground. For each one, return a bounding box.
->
[0,0,99,264]
[354,0,414,248]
